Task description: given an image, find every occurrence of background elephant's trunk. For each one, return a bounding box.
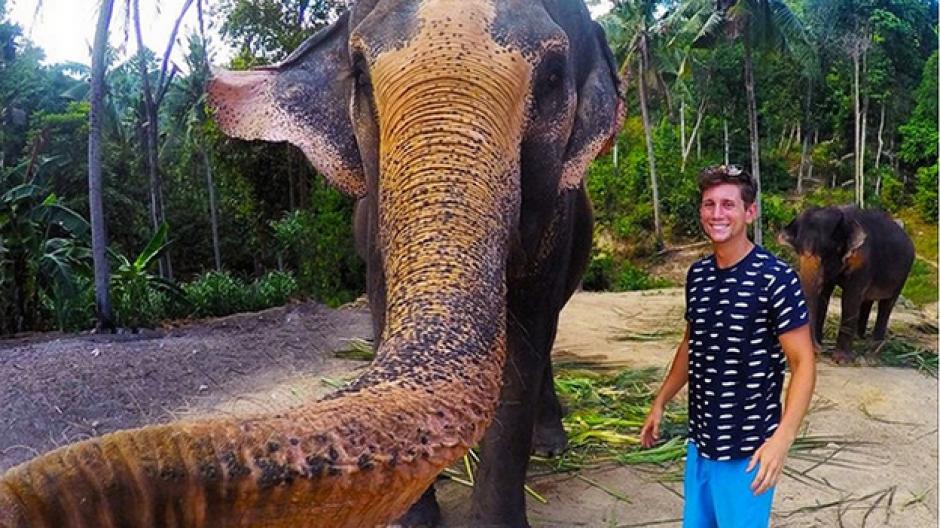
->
[797,253,824,346]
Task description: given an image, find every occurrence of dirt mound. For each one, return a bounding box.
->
[0,301,372,472]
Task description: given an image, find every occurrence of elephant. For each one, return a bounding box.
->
[778,206,914,363]
[0,1,623,526]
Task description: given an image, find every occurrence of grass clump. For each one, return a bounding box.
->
[878,339,938,377]
[537,367,689,473]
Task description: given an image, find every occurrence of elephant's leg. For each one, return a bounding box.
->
[531,359,567,457]
[470,310,558,527]
[815,284,835,344]
[872,295,900,341]
[834,286,864,363]
[857,299,874,339]
[530,189,591,458]
[392,486,441,528]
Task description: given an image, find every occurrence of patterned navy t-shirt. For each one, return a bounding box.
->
[684,245,808,461]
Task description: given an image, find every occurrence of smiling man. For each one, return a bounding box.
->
[639,165,817,527]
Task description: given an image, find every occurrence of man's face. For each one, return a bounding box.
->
[699,183,757,245]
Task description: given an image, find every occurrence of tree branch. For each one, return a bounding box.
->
[156,0,195,103]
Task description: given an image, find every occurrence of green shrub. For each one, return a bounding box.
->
[902,259,938,307]
[614,261,672,291]
[877,170,910,213]
[184,269,299,318]
[582,250,615,291]
[112,275,171,329]
[254,270,299,307]
[915,163,938,222]
[269,183,365,306]
[760,194,798,241]
[41,274,95,332]
[184,271,255,317]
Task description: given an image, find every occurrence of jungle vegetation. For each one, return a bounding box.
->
[0,0,936,334]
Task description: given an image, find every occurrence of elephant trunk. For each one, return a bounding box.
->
[796,253,824,346]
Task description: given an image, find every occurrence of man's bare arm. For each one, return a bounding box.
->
[748,323,817,494]
[640,323,691,448]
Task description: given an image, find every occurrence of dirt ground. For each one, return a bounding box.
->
[0,288,936,527]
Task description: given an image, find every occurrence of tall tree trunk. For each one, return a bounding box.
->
[202,147,222,271]
[133,0,169,278]
[875,101,885,170]
[860,96,868,207]
[697,127,702,160]
[798,79,815,195]
[287,151,296,211]
[798,132,811,195]
[637,46,662,245]
[89,0,115,331]
[809,129,818,184]
[852,41,862,207]
[680,100,687,156]
[743,38,762,245]
[859,41,869,208]
[723,117,730,165]
[681,98,706,173]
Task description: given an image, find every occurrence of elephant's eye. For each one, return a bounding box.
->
[352,57,372,91]
[534,60,566,113]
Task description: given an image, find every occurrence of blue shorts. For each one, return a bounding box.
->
[683,441,775,528]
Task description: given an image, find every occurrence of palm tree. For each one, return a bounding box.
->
[89,0,116,331]
[692,0,807,245]
[601,1,667,246]
[131,0,195,279]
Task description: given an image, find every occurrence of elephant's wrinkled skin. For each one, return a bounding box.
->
[0,1,622,526]
[779,206,914,363]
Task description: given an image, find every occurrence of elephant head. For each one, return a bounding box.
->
[0,1,622,526]
[778,206,866,340]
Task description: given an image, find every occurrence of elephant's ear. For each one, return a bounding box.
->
[842,218,867,265]
[208,12,365,198]
[558,21,625,191]
[778,219,798,249]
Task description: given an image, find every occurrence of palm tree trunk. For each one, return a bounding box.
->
[637,48,662,245]
[133,0,171,279]
[201,147,222,271]
[743,38,762,245]
[89,0,115,331]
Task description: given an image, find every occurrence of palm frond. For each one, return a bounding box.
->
[691,11,728,49]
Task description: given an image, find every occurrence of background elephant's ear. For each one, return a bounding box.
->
[778,219,798,249]
[208,12,365,198]
[558,21,625,191]
[842,218,867,264]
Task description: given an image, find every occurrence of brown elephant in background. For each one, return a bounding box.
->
[779,206,915,363]
[0,1,623,526]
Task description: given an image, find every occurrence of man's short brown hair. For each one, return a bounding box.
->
[697,165,756,206]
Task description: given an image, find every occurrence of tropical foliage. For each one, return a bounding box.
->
[0,0,935,334]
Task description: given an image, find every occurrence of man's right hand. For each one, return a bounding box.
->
[639,405,664,448]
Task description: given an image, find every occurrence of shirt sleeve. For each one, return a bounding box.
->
[684,265,694,323]
[769,264,809,335]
